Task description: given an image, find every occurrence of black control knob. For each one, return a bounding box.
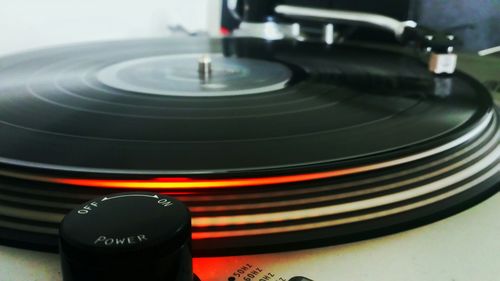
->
[59,192,192,281]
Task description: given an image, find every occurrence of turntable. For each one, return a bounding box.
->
[0,1,498,281]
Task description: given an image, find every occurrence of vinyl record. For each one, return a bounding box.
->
[0,37,498,255]
[0,37,493,174]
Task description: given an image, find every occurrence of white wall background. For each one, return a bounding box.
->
[0,0,221,56]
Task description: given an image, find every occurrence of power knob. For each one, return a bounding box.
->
[59,192,192,281]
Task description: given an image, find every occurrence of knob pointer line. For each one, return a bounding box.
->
[101,194,160,201]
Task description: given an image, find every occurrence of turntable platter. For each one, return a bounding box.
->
[0,38,498,255]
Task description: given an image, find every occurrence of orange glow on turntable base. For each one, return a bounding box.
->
[52,166,364,189]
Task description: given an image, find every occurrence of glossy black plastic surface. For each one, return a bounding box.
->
[59,192,192,281]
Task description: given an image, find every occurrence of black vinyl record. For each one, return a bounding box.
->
[0,37,493,175]
[0,37,498,255]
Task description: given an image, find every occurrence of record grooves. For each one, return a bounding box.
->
[0,37,498,255]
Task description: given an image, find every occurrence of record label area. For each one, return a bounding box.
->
[97,54,292,97]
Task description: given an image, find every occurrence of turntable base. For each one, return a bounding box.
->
[1,193,499,281]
